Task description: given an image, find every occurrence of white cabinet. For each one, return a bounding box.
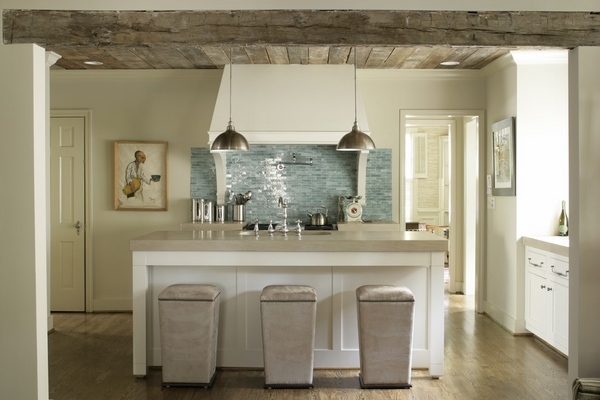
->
[524,246,569,355]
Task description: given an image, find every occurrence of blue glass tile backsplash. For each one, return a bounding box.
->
[190,145,392,224]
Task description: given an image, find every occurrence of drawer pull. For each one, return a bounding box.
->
[551,266,569,277]
[528,258,544,268]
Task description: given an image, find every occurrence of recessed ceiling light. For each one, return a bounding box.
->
[84,60,103,66]
[440,61,460,66]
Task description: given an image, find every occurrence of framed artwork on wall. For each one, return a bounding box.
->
[114,141,168,211]
[491,117,516,196]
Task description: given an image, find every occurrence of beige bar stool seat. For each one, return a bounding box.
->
[260,285,317,389]
[158,284,220,387]
[356,285,415,389]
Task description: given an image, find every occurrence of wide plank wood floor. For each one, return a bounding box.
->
[49,293,569,399]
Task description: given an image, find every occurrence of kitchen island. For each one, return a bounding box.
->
[131,230,448,377]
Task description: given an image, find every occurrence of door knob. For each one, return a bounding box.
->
[75,221,81,235]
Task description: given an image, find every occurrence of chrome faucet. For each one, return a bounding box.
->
[254,219,260,236]
[268,220,275,236]
[278,196,287,208]
[277,197,289,235]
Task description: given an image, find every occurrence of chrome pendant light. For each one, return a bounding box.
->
[211,47,249,152]
[336,47,376,152]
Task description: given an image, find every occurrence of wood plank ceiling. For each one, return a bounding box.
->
[4,10,600,70]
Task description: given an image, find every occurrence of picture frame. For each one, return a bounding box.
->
[114,141,168,211]
[491,117,516,196]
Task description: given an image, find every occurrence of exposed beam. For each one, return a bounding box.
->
[4,10,600,48]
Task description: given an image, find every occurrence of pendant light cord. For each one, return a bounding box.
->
[229,46,233,125]
[354,47,358,125]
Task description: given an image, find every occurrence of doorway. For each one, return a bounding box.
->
[400,110,484,311]
[50,111,92,312]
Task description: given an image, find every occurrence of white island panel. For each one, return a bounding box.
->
[131,230,447,377]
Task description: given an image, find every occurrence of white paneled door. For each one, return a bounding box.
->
[50,117,85,311]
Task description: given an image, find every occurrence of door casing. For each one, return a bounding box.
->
[400,109,485,312]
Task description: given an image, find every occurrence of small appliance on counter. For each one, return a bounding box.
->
[344,195,363,222]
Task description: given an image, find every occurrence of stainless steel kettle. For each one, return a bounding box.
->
[307,206,328,226]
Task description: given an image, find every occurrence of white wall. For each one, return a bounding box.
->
[50,70,221,310]
[484,57,519,329]
[514,51,569,237]
[514,51,569,332]
[0,44,49,400]
[483,52,569,334]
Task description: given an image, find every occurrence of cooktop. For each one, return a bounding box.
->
[304,224,336,230]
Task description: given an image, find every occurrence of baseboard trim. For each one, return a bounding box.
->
[93,298,132,312]
[483,301,527,334]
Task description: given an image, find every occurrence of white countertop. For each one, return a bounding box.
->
[522,236,569,257]
[130,229,448,253]
[336,220,400,231]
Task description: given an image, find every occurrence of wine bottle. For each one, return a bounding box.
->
[558,200,568,237]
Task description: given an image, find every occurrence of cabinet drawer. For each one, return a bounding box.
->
[548,256,569,285]
[525,248,547,275]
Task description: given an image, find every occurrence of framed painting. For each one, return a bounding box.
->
[491,117,516,196]
[114,141,168,210]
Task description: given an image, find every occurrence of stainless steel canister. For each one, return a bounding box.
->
[203,201,214,222]
[215,204,227,222]
[233,204,245,222]
[191,198,204,221]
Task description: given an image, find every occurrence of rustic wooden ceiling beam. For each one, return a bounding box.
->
[4,9,600,49]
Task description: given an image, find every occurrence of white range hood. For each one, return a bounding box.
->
[208,64,372,205]
[208,64,371,145]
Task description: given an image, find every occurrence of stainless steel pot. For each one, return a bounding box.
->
[307,206,328,226]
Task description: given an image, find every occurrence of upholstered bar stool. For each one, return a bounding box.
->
[158,284,221,387]
[356,285,415,389]
[260,285,317,389]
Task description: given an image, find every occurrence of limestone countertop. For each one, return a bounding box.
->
[336,220,400,231]
[522,236,569,257]
[130,229,447,253]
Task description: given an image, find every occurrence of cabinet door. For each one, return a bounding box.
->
[548,280,569,355]
[548,255,569,355]
[525,272,548,337]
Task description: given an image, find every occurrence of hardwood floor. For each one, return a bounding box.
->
[49,293,569,400]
